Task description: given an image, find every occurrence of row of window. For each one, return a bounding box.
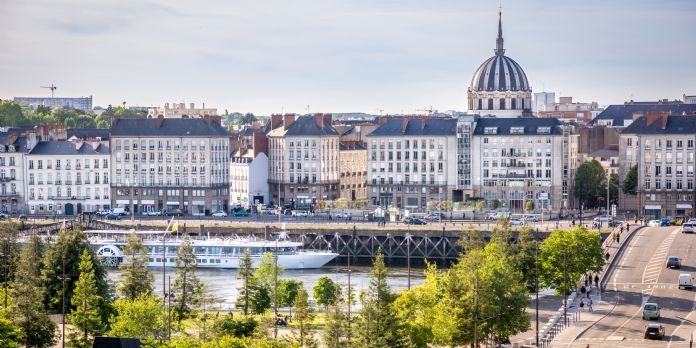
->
[28,172,109,185]
[28,187,109,200]
[370,162,445,173]
[643,179,695,191]
[370,150,445,161]
[645,164,695,176]
[642,152,695,163]
[0,157,17,166]
[644,193,694,202]
[114,139,227,152]
[370,139,445,150]
[627,138,695,149]
[28,158,108,170]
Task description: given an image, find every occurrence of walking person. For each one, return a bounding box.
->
[588,297,593,312]
[580,299,585,312]
[594,275,599,288]
[580,285,586,297]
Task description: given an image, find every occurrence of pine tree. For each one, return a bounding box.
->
[235,249,254,315]
[322,288,348,348]
[68,249,104,348]
[355,249,408,348]
[10,234,56,348]
[118,233,153,299]
[0,222,19,294]
[291,288,316,347]
[172,236,201,323]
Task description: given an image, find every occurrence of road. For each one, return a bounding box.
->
[568,226,696,347]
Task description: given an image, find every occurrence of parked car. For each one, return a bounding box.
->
[106,213,121,220]
[404,217,427,225]
[166,209,183,216]
[688,218,696,225]
[666,256,681,269]
[0,213,7,220]
[682,223,694,233]
[333,212,352,220]
[211,211,228,217]
[233,210,249,217]
[95,210,110,216]
[660,217,671,226]
[18,214,28,221]
[644,323,665,340]
[265,209,276,215]
[424,212,446,221]
[642,303,660,320]
[648,220,661,227]
[608,219,622,227]
[147,210,162,216]
[111,207,128,216]
[524,215,539,222]
[509,218,525,225]
[593,215,611,222]
[489,212,510,220]
[294,211,309,218]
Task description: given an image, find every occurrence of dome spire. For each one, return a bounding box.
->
[495,7,505,56]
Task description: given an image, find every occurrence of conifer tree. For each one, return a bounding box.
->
[172,236,201,323]
[118,233,153,299]
[68,249,104,348]
[291,287,316,347]
[322,288,348,348]
[235,249,255,315]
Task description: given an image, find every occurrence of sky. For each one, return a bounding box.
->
[1,0,695,115]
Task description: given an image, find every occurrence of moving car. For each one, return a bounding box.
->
[106,213,121,220]
[425,212,446,221]
[644,323,665,340]
[678,273,694,290]
[95,210,110,216]
[509,218,525,225]
[660,217,671,226]
[294,211,308,218]
[112,207,128,216]
[667,256,681,269]
[593,215,611,222]
[404,217,427,225]
[147,210,162,216]
[642,302,660,320]
[211,211,228,217]
[648,220,661,227]
[682,223,695,233]
[608,219,621,227]
[524,215,539,222]
[489,212,510,220]
[233,210,249,217]
[18,214,27,221]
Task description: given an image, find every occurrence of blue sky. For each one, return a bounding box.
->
[1,0,694,115]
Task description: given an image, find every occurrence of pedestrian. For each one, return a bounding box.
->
[581,285,586,295]
[588,297,593,312]
[584,276,589,287]
[586,286,591,298]
[617,234,620,243]
[627,222,630,230]
[594,275,599,287]
[580,299,585,311]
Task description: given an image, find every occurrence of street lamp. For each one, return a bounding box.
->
[164,276,174,341]
[273,233,279,340]
[406,232,411,290]
[125,178,134,222]
[59,252,70,348]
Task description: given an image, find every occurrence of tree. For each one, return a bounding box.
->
[41,228,112,323]
[172,236,201,323]
[322,293,348,348]
[236,249,255,315]
[108,295,166,340]
[490,199,502,210]
[574,160,606,208]
[312,276,340,311]
[290,288,316,347]
[354,250,407,348]
[0,222,19,296]
[278,279,303,315]
[0,312,21,348]
[539,226,604,296]
[514,227,539,292]
[255,252,284,310]
[524,200,535,213]
[458,226,486,252]
[68,249,104,348]
[393,263,440,348]
[622,165,638,195]
[118,233,153,300]
[248,284,272,315]
[10,234,56,348]
[212,314,257,338]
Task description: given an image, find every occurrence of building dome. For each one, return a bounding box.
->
[470,55,530,92]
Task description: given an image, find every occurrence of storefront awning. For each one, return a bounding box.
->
[192,200,205,205]
[166,201,179,205]
[645,205,662,210]
[676,204,693,209]
[140,200,155,205]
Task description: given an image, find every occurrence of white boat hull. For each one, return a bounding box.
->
[144,251,338,269]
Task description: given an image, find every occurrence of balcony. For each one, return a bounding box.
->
[48,195,88,200]
[0,192,19,197]
[0,177,15,182]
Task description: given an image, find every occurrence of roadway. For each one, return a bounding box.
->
[568,226,696,347]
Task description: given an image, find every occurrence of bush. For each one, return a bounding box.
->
[212,314,258,338]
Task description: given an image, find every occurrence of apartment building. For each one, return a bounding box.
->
[267,114,340,209]
[366,117,457,209]
[24,136,111,215]
[471,118,569,213]
[109,116,230,216]
[537,96,602,124]
[229,131,269,208]
[0,129,28,213]
[148,102,217,118]
[339,142,368,201]
[591,100,696,128]
[619,113,696,218]
[454,114,477,201]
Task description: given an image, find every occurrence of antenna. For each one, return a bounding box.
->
[40,84,57,98]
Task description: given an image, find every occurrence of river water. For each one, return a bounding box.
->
[107,266,424,310]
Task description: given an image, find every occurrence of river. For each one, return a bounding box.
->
[107,266,424,310]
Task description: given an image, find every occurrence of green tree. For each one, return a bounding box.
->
[490,199,502,210]
[118,233,153,300]
[108,295,166,340]
[574,160,606,208]
[539,226,604,296]
[172,236,201,323]
[622,165,638,195]
[10,234,56,348]
[312,276,340,311]
[41,228,112,323]
[514,227,539,292]
[236,249,255,315]
[278,279,303,315]
[354,250,407,348]
[212,314,257,338]
[322,293,348,348]
[0,101,32,127]
[0,312,21,348]
[248,283,272,315]
[524,200,535,213]
[458,226,486,252]
[255,252,284,313]
[0,222,19,294]
[393,263,440,348]
[290,288,316,347]
[68,250,104,348]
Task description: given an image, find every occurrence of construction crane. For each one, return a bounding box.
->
[416,106,437,116]
[40,84,57,98]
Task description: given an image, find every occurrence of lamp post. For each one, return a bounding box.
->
[165,276,173,341]
[274,233,279,340]
[535,228,540,347]
[126,178,134,222]
[406,231,411,290]
[59,252,70,348]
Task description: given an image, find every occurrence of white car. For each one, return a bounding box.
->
[295,211,309,217]
[146,210,162,216]
[95,210,110,216]
[510,218,525,225]
[211,211,228,217]
[682,223,694,233]
[648,220,661,227]
[594,215,612,222]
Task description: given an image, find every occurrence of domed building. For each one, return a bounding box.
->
[468,11,532,117]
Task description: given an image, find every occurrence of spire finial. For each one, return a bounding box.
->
[495,6,505,56]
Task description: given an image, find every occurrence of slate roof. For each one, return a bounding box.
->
[28,141,110,155]
[367,118,456,137]
[590,103,696,127]
[268,116,339,137]
[67,128,111,140]
[473,117,562,135]
[621,116,696,135]
[110,118,229,137]
[588,148,619,159]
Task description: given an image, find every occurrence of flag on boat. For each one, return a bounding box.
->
[171,221,178,233]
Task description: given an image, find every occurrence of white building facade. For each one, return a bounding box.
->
[230,150,269,208]
[0,131,27,214]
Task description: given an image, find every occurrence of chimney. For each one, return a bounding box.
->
[315,113,324,129]
[323,113,332,126]
[646,111,668,129]
[190,103,195,109]
[253,131,268,156]
[401,118,409,133]
[270,114,283,130]
[157,114,165,128]
[283,114,296,130]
